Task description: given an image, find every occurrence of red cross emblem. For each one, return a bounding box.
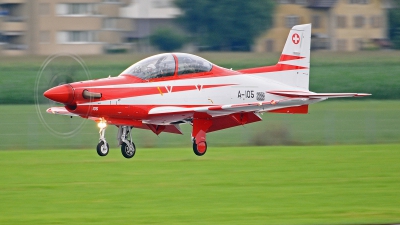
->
[292,33,300,44]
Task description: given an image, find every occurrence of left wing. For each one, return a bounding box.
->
[46,107,80,117]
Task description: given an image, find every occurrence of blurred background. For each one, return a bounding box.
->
[0,0,399,150]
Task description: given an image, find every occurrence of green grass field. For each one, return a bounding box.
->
[0,145,399,224]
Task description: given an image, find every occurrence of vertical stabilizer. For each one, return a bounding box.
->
[278,24,311,89]
[239,24,312,90]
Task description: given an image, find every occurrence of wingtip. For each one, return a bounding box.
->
[46,108,54,114]
[355,93,372,97]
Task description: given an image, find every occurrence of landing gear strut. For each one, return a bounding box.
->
[118,126,136,159]
[96,119,109,156]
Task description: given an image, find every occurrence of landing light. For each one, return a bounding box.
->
[97,121,107,129]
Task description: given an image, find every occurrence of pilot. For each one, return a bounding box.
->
[146,64,157,77]
[159,62,173,77]
[182,57,195,74]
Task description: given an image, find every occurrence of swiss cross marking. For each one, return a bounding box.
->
[292,33,300,44]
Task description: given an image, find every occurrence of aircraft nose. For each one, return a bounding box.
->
[43,84,75,104]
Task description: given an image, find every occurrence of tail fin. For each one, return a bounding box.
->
[239,24,312,90]
[278,24,311,90]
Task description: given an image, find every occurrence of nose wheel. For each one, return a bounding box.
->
[96,119,109,157]
[97,141,109,156]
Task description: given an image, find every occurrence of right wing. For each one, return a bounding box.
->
[148,98,312,117]
[268,91,371,98]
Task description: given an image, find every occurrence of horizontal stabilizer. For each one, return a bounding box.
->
[268,91,371,98]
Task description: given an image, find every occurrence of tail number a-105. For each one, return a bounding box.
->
[238,90,254,99]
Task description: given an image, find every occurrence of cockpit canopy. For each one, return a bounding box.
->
[120,53,213,80]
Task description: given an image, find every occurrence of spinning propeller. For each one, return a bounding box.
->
[34,54,92,138]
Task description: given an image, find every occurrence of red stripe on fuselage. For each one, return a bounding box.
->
[75,84,234,103]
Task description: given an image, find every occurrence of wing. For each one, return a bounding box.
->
[146,98,315,133]
[46,107,80,117]
[148,98,312,117]
[147,90,370,132]
[46,106,101,122]
[268,91,371,98]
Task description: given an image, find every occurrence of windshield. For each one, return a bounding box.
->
[176,53,213,75]
[120,53,175,80]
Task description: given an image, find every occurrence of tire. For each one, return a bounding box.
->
[97,141,109,156]
[193,140,207,156]
[121,141,136,159]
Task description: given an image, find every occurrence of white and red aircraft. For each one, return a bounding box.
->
[43,24,370,158]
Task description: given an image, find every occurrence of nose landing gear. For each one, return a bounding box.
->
[96,119,109,156]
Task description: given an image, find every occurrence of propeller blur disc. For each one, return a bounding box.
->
[34,54,91,138]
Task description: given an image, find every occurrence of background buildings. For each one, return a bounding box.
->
[0,0,394,55]
[255,0,390,52]
[0,0,131,55]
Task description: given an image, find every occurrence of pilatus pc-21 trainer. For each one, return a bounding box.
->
[44,24,370,158]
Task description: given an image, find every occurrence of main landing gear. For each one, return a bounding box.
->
[118,126,136,158]
[192,138,207,156]
[191,118,212,157]
[95,120,136,159]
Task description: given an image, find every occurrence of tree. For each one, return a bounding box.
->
[388,1,400,49]
[150,28,186,51]
[174,0,275,51]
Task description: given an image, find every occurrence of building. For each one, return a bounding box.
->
[255,0,389,52]
[0,0,131,55]
[120,0,182,52]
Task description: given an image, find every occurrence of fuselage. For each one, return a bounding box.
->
[44,53,312,126]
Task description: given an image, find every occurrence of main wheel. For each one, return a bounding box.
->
[193,140,207,156]
[121,141,136,159]
[97,141,109,156]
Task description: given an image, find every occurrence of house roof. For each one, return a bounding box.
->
[306,0,338,8]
